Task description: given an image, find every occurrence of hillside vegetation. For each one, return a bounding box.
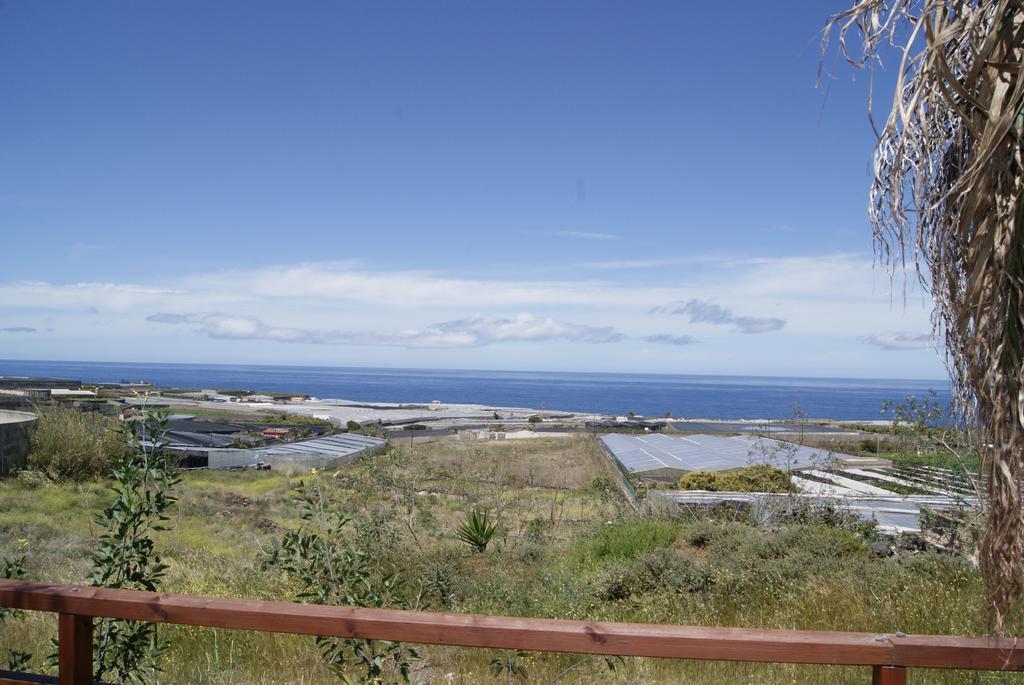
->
[0,435,1018,684]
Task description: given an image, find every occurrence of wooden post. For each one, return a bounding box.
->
[58,613,92,685]
[872,665,907,684]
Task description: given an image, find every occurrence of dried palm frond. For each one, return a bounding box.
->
[823,0,1024,628]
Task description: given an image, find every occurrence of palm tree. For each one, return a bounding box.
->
[823,0,1024,627]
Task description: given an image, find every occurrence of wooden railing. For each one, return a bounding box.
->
[1,579,1023,684]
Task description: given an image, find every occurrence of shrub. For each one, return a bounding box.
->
[684,521,720,548]
[524,517,552,543]
[776,499,879,538]
[597,549,712,600]
[720,465,796,492]
[677,470,718,491]
[417,550,465,610]
[90,409,180,683]
[28,409,124,482]
[265,478,419,681]
[678,465,795,493]
[344,419,387,438]
[14,470,47,489]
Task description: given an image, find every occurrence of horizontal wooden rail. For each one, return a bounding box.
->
[0,672,62,685]
[0,579,1022,683]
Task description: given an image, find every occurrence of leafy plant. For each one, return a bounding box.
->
[5,650,31,673]
[1,552,32,671]
[0,553,27,622]
[489,650,528,684]
[883,392,947,436]
[457,508,497,553]
[264,478,419,683]
[89,406,180,683]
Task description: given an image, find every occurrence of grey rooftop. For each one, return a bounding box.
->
[600,433,834,473]
[256,432,386,458]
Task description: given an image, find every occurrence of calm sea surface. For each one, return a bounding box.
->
[0,360,950,421]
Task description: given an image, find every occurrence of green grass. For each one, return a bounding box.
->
[578,519,680,561]
[0,436,1020,684]
[878,448,981,471]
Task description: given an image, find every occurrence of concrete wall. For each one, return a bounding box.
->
[0,410,37,477]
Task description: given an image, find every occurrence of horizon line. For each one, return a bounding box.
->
[0,357,952,386]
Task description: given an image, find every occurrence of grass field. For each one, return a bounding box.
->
[0,435,1020,684]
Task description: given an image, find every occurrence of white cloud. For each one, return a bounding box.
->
[652,299,785,334]
[186,267,617,308]
[866,333,933,351]
[0,252,940,376]
[0,254,902,314]
[0,281,186,312]
[645,334,697,346]
[148,312,624,349]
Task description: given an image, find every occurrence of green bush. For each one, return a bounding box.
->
[778,499,879,538]
[684,521,722,548]
[14,470,47,489]
[597,548,713,600]
[584,519,680,561]
[524,517,553,543]
[27,409,124,482]
[678,465,795,493]
[418,549,465,609]
[346,421,388,438]
[677,470,718,491]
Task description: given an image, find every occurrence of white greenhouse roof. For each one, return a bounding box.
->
[600,433,834,473]
[257,433,386,458]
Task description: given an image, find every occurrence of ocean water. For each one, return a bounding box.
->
[0,359,950,421]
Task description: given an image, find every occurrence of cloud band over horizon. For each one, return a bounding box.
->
[148,312,625,349]
[0,253,942,377]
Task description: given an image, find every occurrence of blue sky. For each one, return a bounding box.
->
[0,1,942,378]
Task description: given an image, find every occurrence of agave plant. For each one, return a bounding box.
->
[457,508,497,553]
